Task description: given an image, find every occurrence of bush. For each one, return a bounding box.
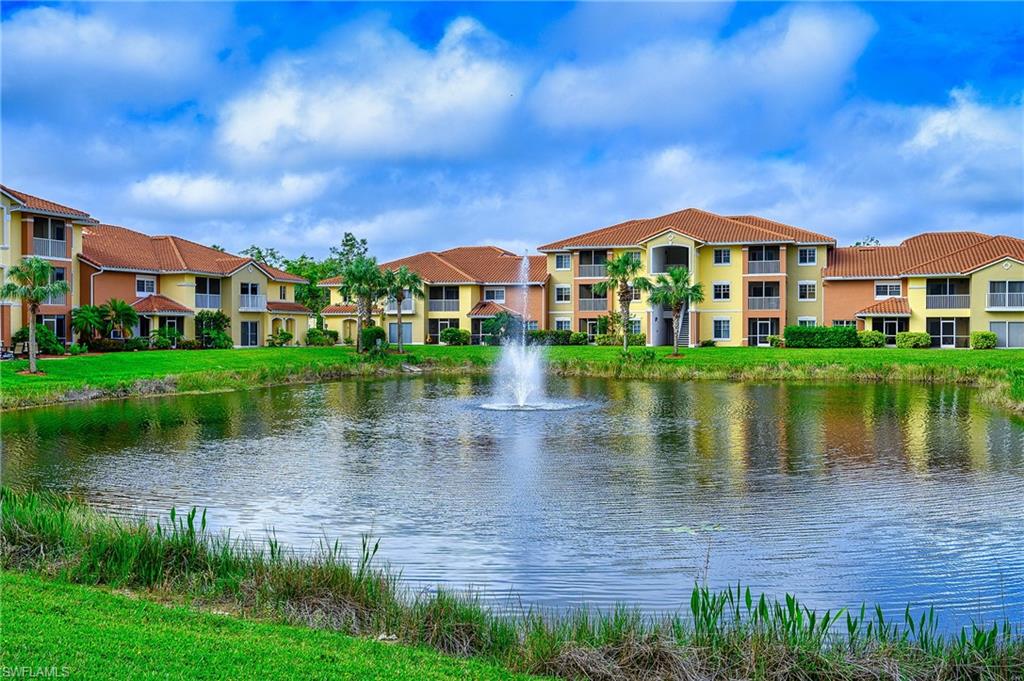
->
[569,332,589,345]
[196,310,231,348]
[266,329,294,348]
[783,325,859,348]
[324,329,339,344]
[621,348,657,363]
[439,327,471,346]
[12,324,64,355]
[87,338,125,353]
[896,331,931,349]
[767,335,784,348]
[206,330,234,350]
[699,339,717,348]
[526,329,572,345]
[970,330,998,350]
[124,337,149,351]
[177,339,202,350]
[361,325,387,350]
[594,333,646,347]
[304,328,335,347]
[68,343,88,355]
[151,336,172,350]
[858,330,886,348]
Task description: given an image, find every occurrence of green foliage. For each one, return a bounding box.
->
[177,339,202,350]
[361,325,387,351]
[13,324,64,355]
[72,305,104,343]
[784,325,859,348]
[858,330,886,348]
[151,327,182,349]
[970,331,998,350]
[568,332,589,346]
[768,335,784,348]
[196,310,231,348]
[68,343,88,356]
[205,330,234,350]
[266,329,294,347]
[124,337,149,351]
[304,328,335,347]
[439,327,471,346]
[620,348,657,363]
[0,257,70,309]
[86,338,126,353]
[239,245,284,267]
[526,329,572,345]
[594,333,646,347]
[151,336,172,350]
[699,339,717,348]
[481,312,522,343]
[98,299,139,339]
[896,331,932,349]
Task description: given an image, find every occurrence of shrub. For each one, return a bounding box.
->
[304,328,335,347]
[699,339,717,348]
[569,332,589,345]
[594,333,646,347]
[196,310,231,348]
[783,325,859,348]
[206,330,234,350]
[151,336,172,350]
[858,330,886,348]
[87,338,125,353]
[12,324,64,355]
[361,325,387,350]
[439,327,471,346]
[324,329,339,344]
[124,337,149,351]
[266,329,294,347]
[621,348,656,363]
[343,336,354,346]
[896,331,931,349]
[768,335,784,348]
[526,329,572,345]
[177,339,202,350]
[68,343,88,356]
[970,330,998,350]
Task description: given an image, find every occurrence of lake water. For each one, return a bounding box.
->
[3,376,1023,631]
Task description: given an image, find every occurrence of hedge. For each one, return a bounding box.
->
[361,325,387,350]
[439,327,471,346]
[526,329,572,345]
[569,332,589,345]
[783,325,859,348]
[970,331,998,350]
[896,331,931,348]
[594,333,647,346]
[858,330,886,348]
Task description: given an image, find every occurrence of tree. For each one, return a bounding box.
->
[481,311,522,344]
[381,266,424,353]
[0,257,71,373]
[71,305,104,345]
[592,254,650,351]
[853,236,880,246]
[98,299,139,339]
[195,310,231,348]
[648,267,705,355]
[329,232,368,267]
[337,255,386,353]
[240,245,284,268]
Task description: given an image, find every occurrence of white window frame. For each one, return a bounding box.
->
[713,248,731,266]
[712,281,731,301]
[797,280,817,301]
[279,285,287,300]
[483,287,505,303]
[797,247,817,266]
[554,253,571,271]
[626,317,642,335]
[526,320,540,331]
[712,317,731,341]
[554,318,571,331]
[832,320,856,327]
[135,276,156,297]
[554,284,571,303]
[874,280,901,300]
[797,316,817,327]
[628,285,641,301]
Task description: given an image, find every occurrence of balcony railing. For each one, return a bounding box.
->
[748,260,781,274]
[578,264,607,278]
[926,294,970,309]
[988,292,1024,309]
[195,294,221,309]
[579,298,608,311]
[428,299,459,312]
[748,296,780,310]
[43,293,66,306]
[33,238,67,258]
[385,299,415,314]
[238,294,267,311]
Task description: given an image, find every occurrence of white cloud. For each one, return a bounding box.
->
[905,87,1021,151]
[130,172,335,216]
[217,17,524,162]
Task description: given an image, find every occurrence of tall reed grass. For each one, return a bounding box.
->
[2,486,1021,680]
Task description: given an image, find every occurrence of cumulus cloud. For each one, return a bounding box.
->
[216,17,524,162]
[130,172,336,217]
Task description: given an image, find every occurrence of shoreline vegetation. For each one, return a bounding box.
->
[2,345,1023,414]
[2,487,1021,680]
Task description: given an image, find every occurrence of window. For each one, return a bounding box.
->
[798,248,817,266]
[628,285,641,301]
[388,322,413,345]
[44,268,66,304]
[798,317,817,327]
[195,277,221,295]
[626,251,641,263]
[627,318,641,335]
[526,321,539,331]
[35,314,67,343]
[555,285,571,303]
[832,320,856,327]
[989,321,1024,348]
[279,285,287,300]
[240,321,258,347]
[798,281,816,301]
[555,254,571,271]
[136,277,156,296]
[484,287,505,303]
[713,318,730,341]
[712,282,730,301]
[874,281,901,299]
[713,248,731,265]
[240,282,259,296]
[555,318,571,331]
[33,217,66,242]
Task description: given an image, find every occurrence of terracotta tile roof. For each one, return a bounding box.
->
[1,185,93,219]
[823,231,1023,278]
[80,223,307,282]
[537,208,834,251]
[321,303,359,315]
[130,294,193,315]
[320,247,547,286]
[855,297,911,317]
[267,301,312,314]
[467,300,516,317]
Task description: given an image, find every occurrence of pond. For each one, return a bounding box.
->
[3,376,1023,631]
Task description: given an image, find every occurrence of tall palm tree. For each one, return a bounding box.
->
[338,256,386,353]
[71,305,104,345]
[648,267,705,355]
[382,266,424,354]
[593,253,651,351]
[0,257,71,373]
[99,299,139,340]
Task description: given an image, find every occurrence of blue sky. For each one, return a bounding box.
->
[2,2,1021,260]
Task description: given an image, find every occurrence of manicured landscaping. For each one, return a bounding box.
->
[2,344,1023,411]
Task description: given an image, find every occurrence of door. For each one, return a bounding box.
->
[940,319,956,348]
[139,317,151,339]
[388,322,412,344]
[883,319,899,346]
[755,320,772,346]
[240,321,258,347]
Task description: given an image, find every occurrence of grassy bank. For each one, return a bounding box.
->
[2,345,1023,412]
[3,487,1021,680]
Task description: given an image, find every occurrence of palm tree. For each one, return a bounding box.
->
[338,256,386,353]
[71,305,104,345]
[382,266,424,354]
[648,266,705,355]
[0,257,71,373]
[593,253,651,351]
[98,299,139,340]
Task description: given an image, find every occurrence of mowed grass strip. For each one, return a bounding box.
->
[0,571,541,681]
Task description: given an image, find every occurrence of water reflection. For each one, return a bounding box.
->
[3,376,1022,630]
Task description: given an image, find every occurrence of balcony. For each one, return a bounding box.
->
[579,298,608,312]
[238,294,267,311]
[33,238,67,258]
[195,294,221,309]
[987,292,1024,309]
[43,293,66,306]
[385,299,416,314]
[926,294,970,309]
[748,296,780,310]
[748,260,781,274]
[428,299,460,312]
[578,264,607,278]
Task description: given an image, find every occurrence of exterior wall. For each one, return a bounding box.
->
[694,245,743,346]
[821,279,877,330]
[82,266,145,307]
[16,214,85,343]
[546,252,573,329]
[969,259,1024,338]
[227,265,271,346]
[0,199,19,344]
[786,245,826,326]
[159,273,201,339]
[741,245,787,346]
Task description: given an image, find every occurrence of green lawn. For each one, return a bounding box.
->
[2,344,1023,410]
[0,572,539,681]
